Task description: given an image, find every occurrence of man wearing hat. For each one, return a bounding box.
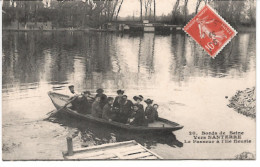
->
[113,89,124,109]
[95,88,107,109]
[144,99,156,123]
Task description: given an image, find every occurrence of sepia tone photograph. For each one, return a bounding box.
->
[1,0,256,160]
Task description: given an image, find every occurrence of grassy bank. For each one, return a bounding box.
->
[227,87,256,118]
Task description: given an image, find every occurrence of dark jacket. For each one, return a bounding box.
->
[114,100,133,124]
[102,103,115,120]
[130,109,146,126]
[91,101,102,118]
[154,109,159,120]
[70,96,79,111]
[113,96,122,109]
[145,105,156,123]
[121,100,134,118]
[77,96,91,114]
[95,93,107,109]
[136,103,144,111]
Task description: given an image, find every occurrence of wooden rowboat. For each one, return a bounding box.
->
[48,91,183,133]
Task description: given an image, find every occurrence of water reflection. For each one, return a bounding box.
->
[2,31,255,95]
[2,31,256,159]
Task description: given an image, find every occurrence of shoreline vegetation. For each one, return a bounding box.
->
[2,27,102,32]
[2,26,256,33]
[228,87,256,119]
[3,1,255,33]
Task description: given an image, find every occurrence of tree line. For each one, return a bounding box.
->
[169,0,255,26]
[2,0,256,28]
[2,0,125,28]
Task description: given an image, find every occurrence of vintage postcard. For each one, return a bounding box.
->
[1,0,256,160]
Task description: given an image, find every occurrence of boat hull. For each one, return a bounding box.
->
[48,91,184,133]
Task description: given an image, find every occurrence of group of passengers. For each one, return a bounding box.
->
[68,85,159,126]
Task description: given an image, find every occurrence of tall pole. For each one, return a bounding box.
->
[153,0,155,22]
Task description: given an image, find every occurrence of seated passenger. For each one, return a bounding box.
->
[153,104,159,120]
[91,96,102,118]
[83,91,95,103]
[75,95,87,114]
[102,97,116,121]
[130,104,146,126]
[133,95,144,111]
[113,89,124,109]
[114,95,133,124]
[144,99,156,123]
[95,88,107,109]
[77,91,92,114]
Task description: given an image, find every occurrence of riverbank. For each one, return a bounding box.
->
[228,87,256,118]
[3,26,255,33]
[2,28,118,32]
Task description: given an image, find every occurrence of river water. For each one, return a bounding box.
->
[2,31,256,160]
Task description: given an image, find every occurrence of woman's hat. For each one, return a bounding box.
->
[117,89,124,95]
[144,99,153,104]
[133,95,143,101]
[96,88,104,93]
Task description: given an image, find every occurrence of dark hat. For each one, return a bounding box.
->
[96,88,104,93]
[107,97,114,101]
[133,95,143,101]
[68,85,74,89]
[139,95,144,99]
[144,99,153,104]
[83,91,91,95]
[122,95,127,99]
[117,89,124,95]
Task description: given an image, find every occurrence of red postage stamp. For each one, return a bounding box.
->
[183,5,237,58]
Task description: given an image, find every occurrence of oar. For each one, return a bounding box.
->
[46,96,78,118]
